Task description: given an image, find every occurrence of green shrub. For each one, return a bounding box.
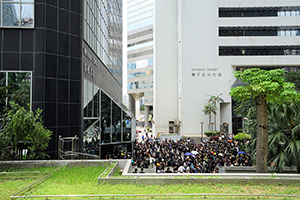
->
[245,134,251,140]
[205,131,213,136]
[233,132,251,140]
[205,131,220,136]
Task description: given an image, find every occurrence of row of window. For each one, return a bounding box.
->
[128,70,153,79]
[219,46,300,56]
[219,6,300,18]
[128,0,152,13]
[127,58,153,70]
[128,3,152,19]
[127,80,153,90]
[83,0,123,85]
[128,16,153,32]
[128,40,153,52]
[0,2,34,28]
[219,27,300,37]
[83,79,133,145]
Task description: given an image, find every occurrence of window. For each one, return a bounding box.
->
[219,26,300,37]
[219,6,300,18]
[0,0,34,28]
[83,0,122,85]
[219,46,300,56]
[0,71,32,111]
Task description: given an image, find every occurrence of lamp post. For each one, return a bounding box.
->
[223,123,229,139]
[200,122,204,142]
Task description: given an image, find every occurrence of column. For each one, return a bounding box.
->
[145,106,150,127]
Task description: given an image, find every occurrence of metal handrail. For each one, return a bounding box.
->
[11,193,300,199]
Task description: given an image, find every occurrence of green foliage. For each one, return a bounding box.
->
[0,72,31,111]
[140,104,145,111]
[267,101,300,173]
[204,131,220,137]
[285,70,300,91]
[233,132,251,140]
[0,102,52,160]
[241,100,300,173]
[230,68,300,172]
[204,131,213,136]
[207,93,224,105]
[203,101,216,115]
[230,68,299,102]
[203,93,224,131]
[202,101,216,130]
[0,85,10,118]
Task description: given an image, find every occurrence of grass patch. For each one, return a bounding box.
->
[24,165,106,196]
[17,166,300,198]
[112,167,123,177]
[100,162,117,178]
[0,166,57,200]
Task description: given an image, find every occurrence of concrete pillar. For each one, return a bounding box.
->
[145,106,150,127]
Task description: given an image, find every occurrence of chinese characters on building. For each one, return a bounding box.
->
[83,62,95,78]
[191,68,221,78]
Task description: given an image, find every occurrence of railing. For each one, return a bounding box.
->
[11,193,300,199]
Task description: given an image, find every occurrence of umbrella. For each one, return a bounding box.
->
[191,151,199,155]
[238,151,248,155]
[184,152,193,156]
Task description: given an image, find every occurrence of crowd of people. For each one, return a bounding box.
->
[131,135,252,173]
[86,127,252,174]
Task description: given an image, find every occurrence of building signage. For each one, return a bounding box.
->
[83,47,99,67]
[83,61,94,78]
[191,68,221,77]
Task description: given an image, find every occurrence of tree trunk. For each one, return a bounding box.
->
[214,100,217,131]
[208,114,211,131]
[255,95,269,173]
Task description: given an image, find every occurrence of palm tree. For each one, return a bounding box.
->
[203,101,217,132]
[207,93,224,131]
[244,101,300,173]
[267,101,300,173]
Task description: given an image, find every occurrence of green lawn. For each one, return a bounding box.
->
[1,165,299,199]
[26,166,300,197]
[0,166,57,200]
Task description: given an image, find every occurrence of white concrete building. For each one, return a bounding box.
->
[127,0,154,126]
[154,0,300,136]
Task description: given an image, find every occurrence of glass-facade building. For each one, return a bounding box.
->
[0,0,135,159]
[127,0,154,120]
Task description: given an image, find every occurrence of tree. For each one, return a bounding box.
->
[267,101,300,173]
[203,101,216,132]
[0,102,52,160]
[0,72,31,110]
[0,86,10,118]
[207,93,224,131]
[230,68,299,173]
[285,71,300,91]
